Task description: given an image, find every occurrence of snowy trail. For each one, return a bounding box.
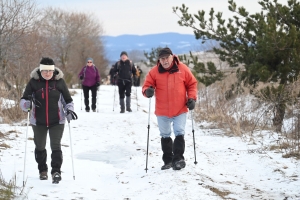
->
[0,85,299,200]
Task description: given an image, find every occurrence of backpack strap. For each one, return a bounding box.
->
[83,66,87,78]
[83,65,97,79]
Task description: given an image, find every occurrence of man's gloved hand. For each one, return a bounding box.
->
[65,110,78,123]
[79,75,83,80]
[23,100,31,111]
[186,99,195,110]
[145,86,154,98]
[96,82,100,87]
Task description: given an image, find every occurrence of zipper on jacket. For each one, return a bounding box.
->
[42,88,44,99]
[46,81,49,127]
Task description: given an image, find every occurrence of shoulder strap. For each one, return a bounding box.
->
[83,66,87,78]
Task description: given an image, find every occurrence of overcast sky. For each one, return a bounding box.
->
[35,0,288,36]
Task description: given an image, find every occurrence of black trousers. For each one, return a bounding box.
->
[32,124,64,151]
[117,79,132,99]
[82,84,98,110]
[32,124,64,174]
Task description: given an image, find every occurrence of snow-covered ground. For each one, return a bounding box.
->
[0,85,299,200]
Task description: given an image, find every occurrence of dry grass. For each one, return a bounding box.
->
[194,72,300,158]
[0,171,19,200]
[0,89,26,124]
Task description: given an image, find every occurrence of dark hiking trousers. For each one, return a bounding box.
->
[32,124,64,174]
[82,84,98,110]
[117,80,132,99]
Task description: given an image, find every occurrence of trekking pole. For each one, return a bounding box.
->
[145,96,152,173]
[113,85,116,111]
[136,86,138,111]
[97,85,100,113]
[80,83,82,111]
[68,121,75,180]
[191,110,198,164]
[23,95,32,187]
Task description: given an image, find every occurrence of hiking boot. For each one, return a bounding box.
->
[92,109,96,112]
[52,172,61,184]
[161,163,172,170]
[120,109,125,113]
[172,159,186,170]
[126,107,132,112]
[39,171,48,180]
[85,109,90,112]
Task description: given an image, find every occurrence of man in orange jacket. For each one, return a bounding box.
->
[142,47,197,170]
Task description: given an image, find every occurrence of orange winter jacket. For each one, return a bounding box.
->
[142,56,197,117]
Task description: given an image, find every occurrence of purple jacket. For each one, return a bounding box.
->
[78,65,100,87]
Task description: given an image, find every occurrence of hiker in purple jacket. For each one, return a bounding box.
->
[78,57,100,112]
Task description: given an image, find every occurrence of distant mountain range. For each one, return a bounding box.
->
[101,32,218,62]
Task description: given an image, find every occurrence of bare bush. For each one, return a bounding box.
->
[39,7,108,87]
[194,72,300,158]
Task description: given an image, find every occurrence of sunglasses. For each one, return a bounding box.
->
[41,70,54,73]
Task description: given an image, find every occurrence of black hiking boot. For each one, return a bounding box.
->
[52,172,61,184]
[126,107,132,112]
[172,159,186,170]
[85,109,90,112]
[161,163,172,170]
[120,109,125,113]
[39,171,48,180]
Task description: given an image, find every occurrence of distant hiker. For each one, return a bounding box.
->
[108,65,115,85]
[134,66,143,86]
[113,51,136,113]
[78,57,101,112]
[142,47,197,170]
[20,57,77,183]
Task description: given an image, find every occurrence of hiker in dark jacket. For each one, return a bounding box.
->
[113,51,136,113]
[108,65,115,85]
[20,57,77,182]
[78,57,100,112]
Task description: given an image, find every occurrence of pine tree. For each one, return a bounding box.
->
[143,47,163,68]
[173,0,300,131]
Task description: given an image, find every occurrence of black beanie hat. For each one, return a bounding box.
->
[120,51,128,57]
[158,47,173,58]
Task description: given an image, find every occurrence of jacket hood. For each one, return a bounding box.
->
[30,67,64,80]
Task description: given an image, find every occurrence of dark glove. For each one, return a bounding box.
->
[65,110,78,123]
[79,75,83,80]
[145,86,154,98]
[96,82,100,87]
[186,99,195,110]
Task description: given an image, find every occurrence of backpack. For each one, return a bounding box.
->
[136,68,140,77]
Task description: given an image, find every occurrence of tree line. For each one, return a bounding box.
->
[0,0,108,100]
